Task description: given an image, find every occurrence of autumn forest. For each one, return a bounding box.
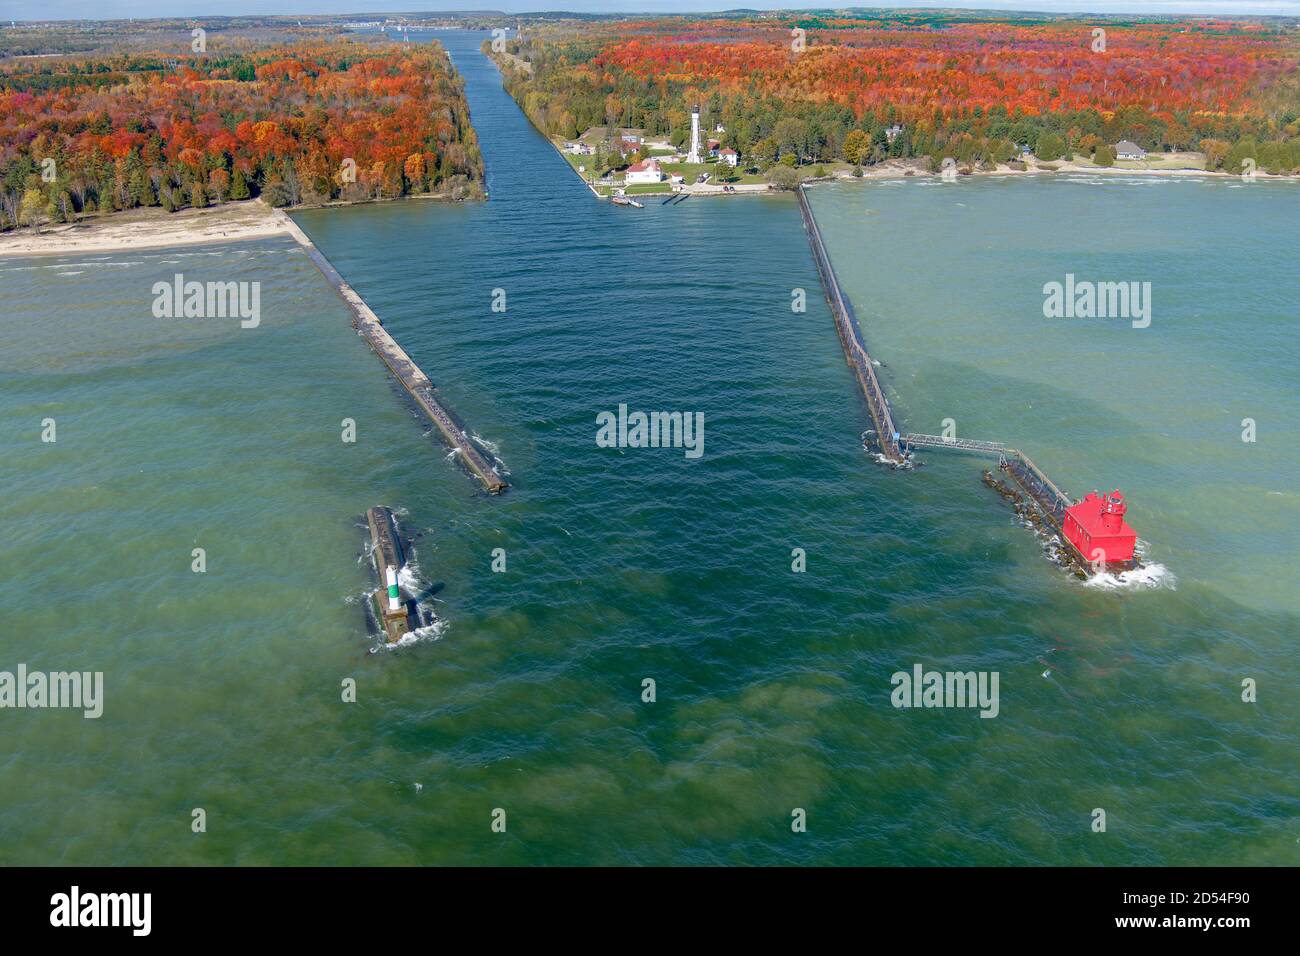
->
[5,11,1300,234]
[0,35,484,232]
[497,14,1300,177]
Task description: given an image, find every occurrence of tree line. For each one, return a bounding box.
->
[493,15,1300,178]
[1,40,485,232]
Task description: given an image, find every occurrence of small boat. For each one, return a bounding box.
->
[611,190,643,208]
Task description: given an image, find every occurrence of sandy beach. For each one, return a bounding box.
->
[0,199,290,257]
[833,152,1292,182]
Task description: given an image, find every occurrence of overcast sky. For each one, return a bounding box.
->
[5,1,1298,23]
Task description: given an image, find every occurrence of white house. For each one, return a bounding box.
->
[1115,140,1146,160]
[714,123,726,134]
[624,159,663,185]
[885,124,904,143]
[719,147,739,167]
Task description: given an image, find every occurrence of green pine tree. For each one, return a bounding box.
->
[229,169,250,201]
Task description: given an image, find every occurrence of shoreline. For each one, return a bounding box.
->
[3,151,1286,260]
[0,200,289,258]
[488,51,637,202]
[824,156,1297,183]
[536,115,1294,199]
[0,191,473,258]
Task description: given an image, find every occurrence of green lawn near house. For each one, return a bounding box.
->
[594,182,674,197]
[657,160,718,180]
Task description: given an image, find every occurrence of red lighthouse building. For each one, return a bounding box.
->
[1062,490,1137,567]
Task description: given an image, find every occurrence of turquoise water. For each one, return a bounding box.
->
[1,31,1295,866]
[811,175,1299,612]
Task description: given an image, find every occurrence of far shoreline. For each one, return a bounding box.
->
[818,155,1299,184]
[3,153,1288,259]
[536,124,1293,201]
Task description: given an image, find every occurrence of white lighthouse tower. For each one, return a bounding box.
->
[687,104,702,164]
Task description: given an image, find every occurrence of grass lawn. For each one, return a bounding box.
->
[1061,150,1208,171]
[723,170,771,185]
[657,160,715,180]
[659,159,772,185]
[1113,151,1208,170]
[556,149,595,176]
[593,182,674,197]
[813,161,855,177]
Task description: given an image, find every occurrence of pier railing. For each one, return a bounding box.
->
[1005,451,1072,520]
[900,434,1072,516]
[900,433,1007,455]
[797,186,903,461]
[798,186,1090,543]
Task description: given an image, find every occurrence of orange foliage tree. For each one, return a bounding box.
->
[0,39,485,229]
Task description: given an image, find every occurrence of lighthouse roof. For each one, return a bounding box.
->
[1065,491,1136,541]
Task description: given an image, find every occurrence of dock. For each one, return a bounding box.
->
[277,211,507,494]
[796,186,904,463]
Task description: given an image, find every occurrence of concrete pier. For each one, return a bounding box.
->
[277,211,508,494]
[797,185,1129,569]
[366,505,416,644]
[796,186,904,463]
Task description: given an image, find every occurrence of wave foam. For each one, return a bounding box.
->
[1082,558,1176,591]
[381,618,448,649]
[397,563,423,594]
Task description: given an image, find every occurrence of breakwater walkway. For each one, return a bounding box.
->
[899,433,1072,520]
[797,185,1078,524]
[277,210,508,494]
[796,186,903,463]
